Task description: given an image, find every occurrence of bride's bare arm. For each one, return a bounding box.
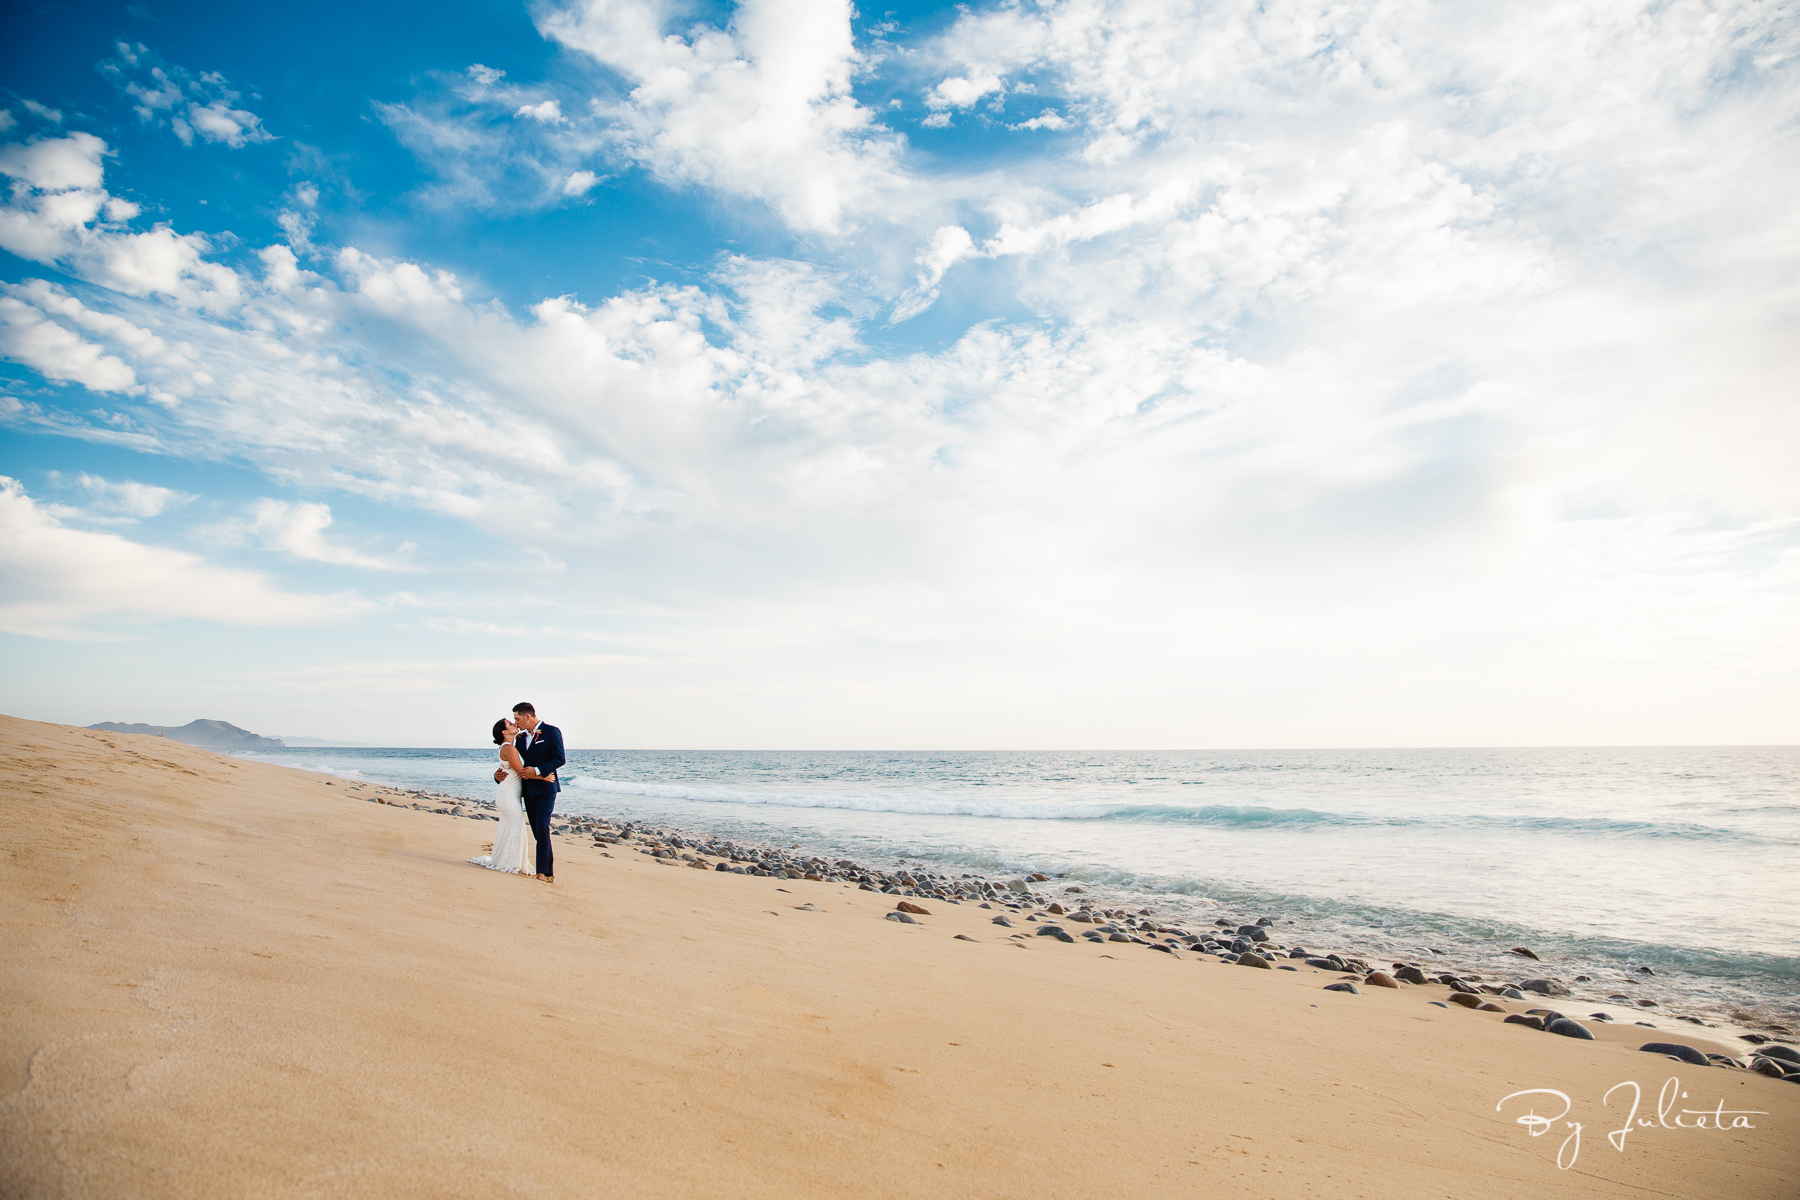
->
[500,741,540,780]
[500,743,540,778]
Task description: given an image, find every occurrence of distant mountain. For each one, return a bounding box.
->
[88,720,286,750]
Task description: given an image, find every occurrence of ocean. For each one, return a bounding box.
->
[235,744,1800,1026]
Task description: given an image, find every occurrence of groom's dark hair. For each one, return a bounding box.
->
[512,702,536,716]
[492,719,511,746]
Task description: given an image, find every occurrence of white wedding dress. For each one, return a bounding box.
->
[469,748,535,874]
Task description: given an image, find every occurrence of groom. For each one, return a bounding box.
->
[497,702,564,882]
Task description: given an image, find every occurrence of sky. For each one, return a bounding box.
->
[0,0,1796,749]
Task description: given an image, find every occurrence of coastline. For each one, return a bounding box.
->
[240,743,1800,1031]
[4,715,1796,1197]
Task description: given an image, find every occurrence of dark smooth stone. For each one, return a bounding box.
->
[991,915,1016,927]
[1447,993,1483,1009]
[1276,965,1298,972]
[895,900,931,915]
[1505,1015,1546,1031]
[1364,971,1400,989]
[953,934,978,942]
[1520,978,1571,996]
[1050,930,1075,943]
[1500,988,1527,1000]
[1305,958,1338,970]
[1546,1019,1595,1040]
[1748,1058,1788,1078]
[884,912,918,924]
[1394,966,1430,985]
[1509,946,1541,960]
[1639,1042,1708,1066]
[1236,952,1272,969]
[1034,924,1065,936]
[1323,982,1359,994]
[1109,933,1131,942]
[1757,1045,1800,1066]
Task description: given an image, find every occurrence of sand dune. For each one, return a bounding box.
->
[2,714,1794,1198]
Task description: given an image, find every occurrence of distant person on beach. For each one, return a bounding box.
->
[492,702,564,883]
[468,716,535,875]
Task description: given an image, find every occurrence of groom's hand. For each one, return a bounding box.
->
[494,768,506,783]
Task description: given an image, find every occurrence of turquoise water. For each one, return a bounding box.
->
[237,745,1800,1023]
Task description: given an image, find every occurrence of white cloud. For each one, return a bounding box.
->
[891,224,975,322]
[926,73,1003,110]
[534,0,905,232]
[20,99,63,125]
[514,100,564,124]
[562,169,599,196]
[232,499,418,571]
[99,43,275,149]
[41,472,195,523]
[0,295,139,392]
[0,477,361,638]
[0,132,107,190]
[75,473,193,518]
[0,134,243,310]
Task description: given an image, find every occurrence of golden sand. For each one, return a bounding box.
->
[2,715,1794,1197]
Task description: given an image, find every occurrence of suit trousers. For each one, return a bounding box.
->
[523,791,555,877]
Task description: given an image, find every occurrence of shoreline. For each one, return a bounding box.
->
[247,744,1800,1031]
[328,771,1798,1042]
[5,715,1796,1198]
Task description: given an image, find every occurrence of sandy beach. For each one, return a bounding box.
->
[2,714,1795,1199]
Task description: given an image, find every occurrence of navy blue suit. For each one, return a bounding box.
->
[515,723,565,877]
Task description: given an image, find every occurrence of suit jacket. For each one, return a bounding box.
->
[515,723,565,801]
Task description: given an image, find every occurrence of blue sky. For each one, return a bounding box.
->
[2,0,1796,747]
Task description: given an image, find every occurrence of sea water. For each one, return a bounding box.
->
[237,744,1800,1025]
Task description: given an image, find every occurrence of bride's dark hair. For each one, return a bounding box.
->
[492,718,511,746]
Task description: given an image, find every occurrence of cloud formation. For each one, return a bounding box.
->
[228,499,418,571]
[0,0,1795,741]
[0,478,360,638]
[99,43,275,148]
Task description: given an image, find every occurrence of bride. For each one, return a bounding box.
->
[469,717,536,874]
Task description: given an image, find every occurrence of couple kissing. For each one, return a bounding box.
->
[468,702,564,882]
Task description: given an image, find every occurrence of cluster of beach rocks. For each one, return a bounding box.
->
[339,786,1799,1074]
